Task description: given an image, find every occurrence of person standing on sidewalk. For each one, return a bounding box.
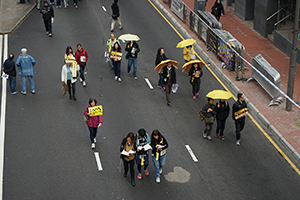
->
[83,98,103,149]
[106,34,118,70]
[150,129,168,184]
[232,93,248,146]
[16,48,36,95]
[110,0,123,32]
[189,63,203,100]
[125,40,140,79]
[211,0,225,21]
[162,62,176,106]
[201,98,216,141]
[40,1,54,37]
[75,43,89,87]
[155,47,167,90]
[135,128,151,180]
[3,53,18,95]
[215,99,230,140]
[120,132,136,187]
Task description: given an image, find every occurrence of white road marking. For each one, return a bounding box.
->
[102,6,106,12]
[94,152,103,171]
[145,78,154,90]
[0,34,8,200]
[185,145,198,163]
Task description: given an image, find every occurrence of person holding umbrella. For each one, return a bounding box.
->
[176,39,197,63]
[155,47,167,90]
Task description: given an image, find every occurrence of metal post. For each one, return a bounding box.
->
[286,0,300,111]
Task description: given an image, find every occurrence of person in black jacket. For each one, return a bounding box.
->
[110,0,123,32]
[211,0,224,21]
[40,1,54,37]
[3,53,17,94]
[189,63,203,100]
[232,93,248,146]
[215,99,230,140]
[125,41,140,79]
[150,129,168,183]
[162,62,176,106]
[202,98,216,141]
[155,48,167,90]
[120,132,136,186]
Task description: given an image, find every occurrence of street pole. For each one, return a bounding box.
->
[286,0,300,111]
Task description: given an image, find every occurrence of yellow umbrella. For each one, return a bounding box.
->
[206,90,233,100]
[176,39,196,48]
[118,34,140,41]
[182,60,205,73]
[154,59,179,73]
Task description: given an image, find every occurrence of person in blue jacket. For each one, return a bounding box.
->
[16,48,36,95]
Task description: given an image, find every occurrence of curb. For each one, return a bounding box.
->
[0,3,36,34]
[152,0,300,163]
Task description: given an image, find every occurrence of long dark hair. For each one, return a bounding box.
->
[151,129,163,142]
[156,48,164,57]
[65,46,73,55]
[126,132,136,144]
[113,42,121,52]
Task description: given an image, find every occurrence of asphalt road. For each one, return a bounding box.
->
[2,0,300,199]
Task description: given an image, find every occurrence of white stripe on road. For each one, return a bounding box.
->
[102,6,106,12]
[0,34,8,200]
[94,152,103,171]
[185,145,198,163]
[145,78,154,90]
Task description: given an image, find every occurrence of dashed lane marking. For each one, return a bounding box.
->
[145,78,154,90]
[94,152,103,171]
[185,145,198,163]
[102,6,106,12]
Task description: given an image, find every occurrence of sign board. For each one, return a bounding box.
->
[171,0,184,21]
[88,105,103,117]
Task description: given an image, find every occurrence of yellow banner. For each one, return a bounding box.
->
[110,51,122,57]
[88,105,103,117]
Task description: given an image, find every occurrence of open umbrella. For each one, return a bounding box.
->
[206,90,233,100]
[154,59,179,73]
[182,60,205,73]
[176,39,196,48]
[118,34,140,41]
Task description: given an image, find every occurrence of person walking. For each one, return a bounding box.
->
[16,48,36,95]
[183,45,196,62]
[211,0,225,21]
[40,1,54,37]
[63,0,68,8]
[36,0,41,9]
[61,59,79,100]
[215,99,230,140]
[111,42,122,82]
[120,132,136,186]
[189,63,203,100]
[110,0,123,32]
[64,46,75,61]
[150,129,168,183]
[56,0,61,8]
[75,43,89,87]
[135,128,151,180]
[106,34,118,70]
[3,53,18,95]
[201,98,216,141]
[125,40,140,79]
[162,61,176,106]
[83,98,103,149]
[232,93,248,146]
[155,48,167,90]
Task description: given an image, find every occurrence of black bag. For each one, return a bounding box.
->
[112,14,118,20]
[211,10,218,16]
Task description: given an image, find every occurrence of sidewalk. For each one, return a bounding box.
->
[157,0,300,159]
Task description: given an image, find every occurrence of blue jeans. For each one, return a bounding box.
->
[113,61,121,78]
[158,73,164,87]
[136,153,149,173]
[79,64,86,81]
[56,0,61,6]
[21,76,35,93]
[152,154,166,177]
[8,76,16,93]
[74,0,77,6]
[127,57,137,77]
[88,126,97,144]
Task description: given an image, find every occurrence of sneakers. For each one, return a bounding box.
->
[207,136,212,141]
[114,76,118,81]
[91,143,96,149]
[196,93,199,97]
[119,26,123,30]
[80,78,83,83]
[167,101,171,106]
[215,133,219,138]
[203,131,207,139]
[94,138,97,143]
[137,174,142,180]
[46,31,49,35]
[48,33,52,37]
[159,168,162,174]
[144,170,149,176]
[157,85,162,89]
[131,180,135,187]
[73,96,77,101]
[118,78,121,82]
[236,140,240,146]
[134,76,137,80]
[10,91,18,95]
[21,91,26,95]
[156,177,160,183]
[221,136,225,141]
[193,96,196,100]
[31,90,35,94]
[162,87,165,91]
[83,81,86,87]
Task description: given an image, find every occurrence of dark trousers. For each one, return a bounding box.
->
[113,61,121,78]
[88,126,97,143]
[216,119,226,136]
[124,159,135,181]
[79,64,86,81]
[67,80,75,98]
[192,83,200,96]
[136,154,149,173]
[165,79,172,102]
[204,122,213,136]
[235,119,245,140]
[43,19,52,33]
[158,73,164,87]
